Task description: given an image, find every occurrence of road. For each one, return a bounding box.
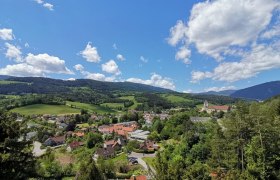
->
[32,141,46,157]
[128,152,156,178]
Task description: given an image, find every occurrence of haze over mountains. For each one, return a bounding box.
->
[201,81,280,100]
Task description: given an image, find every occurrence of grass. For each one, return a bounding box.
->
[66,101,115,114]
[76,123,90,128]
[110,153,128,164]
[142,157,155,168]
[0,80,29,84]
[118,96,142,109]
[161,94,192,103]
[101,103,124,109]
[10,104,80,115]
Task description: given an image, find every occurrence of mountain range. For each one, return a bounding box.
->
[201,81,280,100]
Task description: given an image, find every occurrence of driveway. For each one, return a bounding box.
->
[128,152,156,177]
[33,141,46,157]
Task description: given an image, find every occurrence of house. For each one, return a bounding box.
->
[94,146,115,159]
[72,132,85,137]
[98,121,138,137]
[44,135,65,147]
[104,137,125,151]
[139,140,159,151]
[202,100,231,113]
[67,141,84,152]
[129,130,150,142]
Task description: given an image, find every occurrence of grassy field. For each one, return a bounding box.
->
[118,96,142,109]
[0,80,29,85]
[101,103,124,109]
[142,157,155,168]
[66,101,115,114]
[10,104,80,115]
[161,94,192,103]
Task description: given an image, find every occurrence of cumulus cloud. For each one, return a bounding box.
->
[204,86,236,92]
[5,43,23,62]
[74,64,84,71]
[191,42,280,82]
[101,60,121,75]
[175,46,191,64]
[0,28,14,40]
[43,3,54,11]
[0,53,73,77]
[183,89,193,93]
[84,72,115,82]
[116,54,125,61]
[0,63,43,77]
[25,53,72,74]
[80,42,101,63]
[34,0,43,4]
[126,73,175,90]
[168,0,280,60]
[140,56,148,63]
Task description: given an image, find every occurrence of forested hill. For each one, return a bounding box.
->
[0,76,173,94]
[231,81,280,100]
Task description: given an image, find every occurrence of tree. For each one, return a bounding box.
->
[86,132,103,149]
[76,158,104,180]
[0,111,37,179]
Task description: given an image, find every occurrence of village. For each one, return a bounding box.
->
[16,100,232,179]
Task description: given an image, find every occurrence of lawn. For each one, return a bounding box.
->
[10,104,80,115]
[66,101,115,114]
[118,96,142,109]
[142,157,155,168]
[161,94,192,103]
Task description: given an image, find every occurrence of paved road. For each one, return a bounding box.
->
[32,141,46,157]
[128,152,156,178]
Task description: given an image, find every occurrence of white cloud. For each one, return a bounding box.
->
[74,64,84,71]
[126,73,175,90]
[261,24,280,39]
[168,20,188,46]
[80,42,101,63]
[116,54,125,61]
[175,46,191,64]
[25,53,73,74]
[183,89,193,93]
[67,78,76,81]
[113,43,117,50]
[191,71,212,83]
[34,0,43,4]
[24,43,29,48]
[84,72,115,82]
[140,56,148,63]
[5,43,23,62]
[168,0,280,60]
[0,53,73,77]
[204,86,236,92]
[191,42,280,82]
[0,28,14,40]
[101,60,121,75]
[0,63,43,77]
[43,3,54,11]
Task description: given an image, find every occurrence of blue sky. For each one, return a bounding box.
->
[0,0,280,92]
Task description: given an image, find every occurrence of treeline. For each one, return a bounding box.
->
[153,98,280,179]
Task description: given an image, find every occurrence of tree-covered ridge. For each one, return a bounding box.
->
[154,97,280,179]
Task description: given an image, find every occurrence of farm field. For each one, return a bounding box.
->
[101,103,124,109]
[118,96,141,109]
[66,101,115,114]
[10,104,80,115]
[161,94,192,103]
